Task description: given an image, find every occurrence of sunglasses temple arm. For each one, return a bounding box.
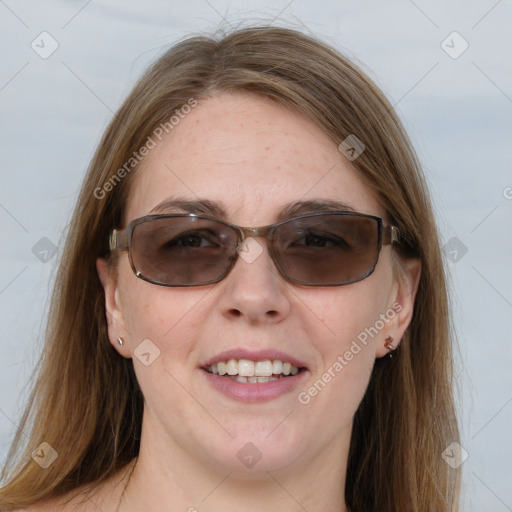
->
[109,229,129,251]
[382,225,400,245]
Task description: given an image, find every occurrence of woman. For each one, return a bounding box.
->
[0,26,460,511]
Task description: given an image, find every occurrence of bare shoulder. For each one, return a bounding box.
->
[14,461,135,512]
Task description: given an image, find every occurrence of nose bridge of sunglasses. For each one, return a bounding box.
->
[236,225,286,263]
[235,225,274,265]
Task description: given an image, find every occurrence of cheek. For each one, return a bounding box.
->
[295,274,392,428]
[306,272,392,360]
[305,316,375,411]
[119,283,210,420]
[117,258,208,366]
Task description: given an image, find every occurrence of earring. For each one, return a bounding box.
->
[117,337,124,347]
[384,336,394,351]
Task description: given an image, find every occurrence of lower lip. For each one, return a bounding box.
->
[201,369,308,403]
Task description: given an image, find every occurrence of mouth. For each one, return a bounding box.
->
[200,349,308,401]
[203,358,304,383]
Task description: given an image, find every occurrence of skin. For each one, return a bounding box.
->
[90,93,420,512]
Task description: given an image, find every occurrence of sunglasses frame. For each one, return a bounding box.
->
[109,211,400,287]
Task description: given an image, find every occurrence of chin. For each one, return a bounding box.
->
[206,425,307,475]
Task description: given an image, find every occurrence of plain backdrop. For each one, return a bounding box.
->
[1,1,511,510]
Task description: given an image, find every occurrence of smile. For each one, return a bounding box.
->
[204,358,301,383]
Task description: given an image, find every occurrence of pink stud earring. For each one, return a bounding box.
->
[384,336,394,351]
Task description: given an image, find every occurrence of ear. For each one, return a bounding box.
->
[375,257,422,358]
[96,258,131,358]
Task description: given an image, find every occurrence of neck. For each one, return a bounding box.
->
[118,414,350,512]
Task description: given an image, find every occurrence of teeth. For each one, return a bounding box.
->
[238,359,255,377]
[225,375,279,383]
[255,360,273,377]
[272,360,283,374]
[226,359,237,375]
[205,359,301,379]
[256,376,274,383]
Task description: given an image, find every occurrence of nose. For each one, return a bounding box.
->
[217,237,292,324]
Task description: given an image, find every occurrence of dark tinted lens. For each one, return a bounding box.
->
[273,214,379,285]
[130,217,238,285]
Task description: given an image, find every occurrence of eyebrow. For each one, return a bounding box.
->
[149,197,227,217]
[278,199,355,220]
[148,196,356,222]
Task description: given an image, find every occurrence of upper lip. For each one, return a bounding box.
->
[201,348,308,369]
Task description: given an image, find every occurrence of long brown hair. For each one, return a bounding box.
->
[0,26,460,511]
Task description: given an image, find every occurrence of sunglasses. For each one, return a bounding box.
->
[109,211,399,287]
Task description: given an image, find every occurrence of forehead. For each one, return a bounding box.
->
[125,93,384,224]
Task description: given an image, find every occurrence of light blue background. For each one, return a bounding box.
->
[1,1,511,509]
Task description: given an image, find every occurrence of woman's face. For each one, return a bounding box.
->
[98,93,417,476]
